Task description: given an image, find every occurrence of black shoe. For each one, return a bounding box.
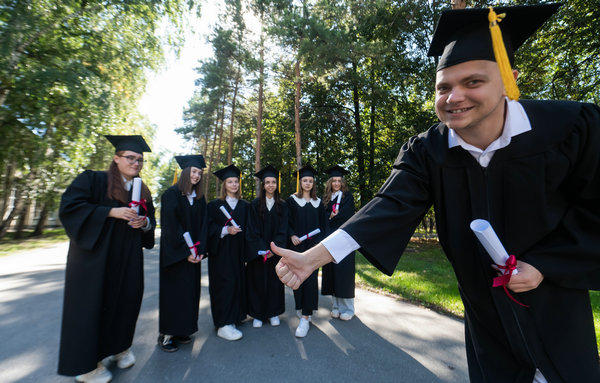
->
[157,334,178,352]
[173,335,192,344]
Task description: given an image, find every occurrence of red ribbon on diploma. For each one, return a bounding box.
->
[332,203,339,213]
[128,199,148,219]
[492,255,529,308]
[263,250,271,263]
[189,241,201,260]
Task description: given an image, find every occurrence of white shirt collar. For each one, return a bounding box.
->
[186,190,196,206]
[291,194,321,208]
[226,195,238,210]
[447,98,531,167]
[331,190,342,201]
[122,176,132,191]
[266,196,274,211]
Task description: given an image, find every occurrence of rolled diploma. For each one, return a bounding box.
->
[258,250,271,256]
[219,205,239,228]
[183,232,196,257]
[131,177,142,214]
[333,192,342,213]
[298,228,321,242]
[470,219,517,275]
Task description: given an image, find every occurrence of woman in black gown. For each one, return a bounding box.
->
[247,165,288,328]
[158,155,208,352]
[321,165,356,320]
[207,164,250,341]
[58,135,155,383]
[286,165,327,338]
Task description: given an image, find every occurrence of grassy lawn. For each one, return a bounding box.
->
[0,228,68,257]
[355,239,600,355]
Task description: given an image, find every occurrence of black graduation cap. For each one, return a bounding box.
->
[295,165,318,179]
[255,165,279,181]
[213,164,241,181]
[105,135,151,154]
[324,165,349,178]
[428,4,561,71]
[175,155,206,170]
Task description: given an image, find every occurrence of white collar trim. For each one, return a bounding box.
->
[290,194,321,208]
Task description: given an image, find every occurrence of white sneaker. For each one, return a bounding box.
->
[113,348,135,368]
[339,312,354,321]
[217,324,243,341]
[253,319,263,328]
[330,309,340,319]
[75,363,112,383]
[269,316,280,326]
[295,318,310,338]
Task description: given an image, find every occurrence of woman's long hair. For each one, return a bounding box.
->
[323,177,348,203]
[219,177,241,200]
[257,181,283,223]
[107,151,151,203]
[177,167,204,199]
[294,177,317,200]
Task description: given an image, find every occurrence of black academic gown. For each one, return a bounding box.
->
[159,185,207,336]
[57,170,155,376]
[321,191,356,299]
[341,100,600,382]
[206,198,250,328]
[286,195,328,315]
[246,198,288,321]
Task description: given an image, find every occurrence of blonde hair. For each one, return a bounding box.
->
[323,177,348,203]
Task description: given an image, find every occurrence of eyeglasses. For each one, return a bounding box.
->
[119,155,145,165]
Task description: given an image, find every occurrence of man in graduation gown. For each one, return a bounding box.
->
[158,155,208,352]
[272,4,600,382]
[58,135,155,379]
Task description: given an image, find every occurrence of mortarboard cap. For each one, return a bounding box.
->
[295,165,318,179]
[324,165,349,178]
[213,164,241,181]
[105,135,151,154]
[255,165,279,181]
[175,155,206,170]
[428,4,561,71]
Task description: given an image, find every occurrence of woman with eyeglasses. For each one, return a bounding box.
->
[157,155,208,352]
[57,135,155,383]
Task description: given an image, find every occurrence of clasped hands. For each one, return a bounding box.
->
[109,207,147,228]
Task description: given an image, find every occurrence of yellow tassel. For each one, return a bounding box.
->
[296,170,299,194]
[278,171,281,194]
[239,173,242,197]
[172,167,178,185]
[488,7,520,101]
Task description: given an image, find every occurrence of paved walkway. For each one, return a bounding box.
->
[0,239,468,382]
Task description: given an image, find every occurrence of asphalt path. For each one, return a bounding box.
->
[0,237,468,382]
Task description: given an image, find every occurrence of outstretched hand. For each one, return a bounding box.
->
[271,241,335,290]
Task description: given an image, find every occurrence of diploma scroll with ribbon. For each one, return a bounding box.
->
[258,250,271,263]
[128,177,148,218]
[470,219,528,307]
[219,205,240,228]
[333,192,342,213]
[183,232,201,260]
[298,228,321,243]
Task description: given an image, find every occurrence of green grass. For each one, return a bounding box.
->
[0,228,68,257]
[355,239,600,354]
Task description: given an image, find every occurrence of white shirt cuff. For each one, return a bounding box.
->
[220,226,229,238]
[321,229,360,263]
[142,217,152,232]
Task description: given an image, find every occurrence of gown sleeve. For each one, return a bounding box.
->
[521,103,600,290]
[142,194,156,250]
[59,170,112,251]
[159,188,188,267]
[274,202,289,248]
[340,136,433,275]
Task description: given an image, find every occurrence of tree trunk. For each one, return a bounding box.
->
[0,187,24,240]
[255,13,265,195]
[1,163,15,220]
[352,62,366,206]
[13,200,31,239]
[206,110,221,198]
[368,98,376,201]
[216,100,226,196]
[227,69,241,165]
[294,59,302,169]
[32,201,49,236]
